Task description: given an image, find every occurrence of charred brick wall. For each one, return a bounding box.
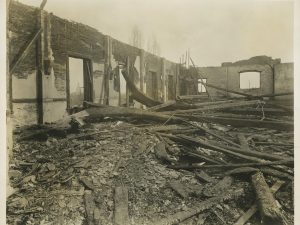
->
[193,64,273,97]
[178,56,286,98]
[8,1,179,125]
[51,15,106,94]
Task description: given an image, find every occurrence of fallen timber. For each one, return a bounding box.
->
[234,180,285,225]
[161,100,260,114]
[73,105,243,148]
[251,172,285,225]
[179,115,294,131]
[161,133,292,162]
[168,159,293,170]
[153,187,244,225]
[121,69,162,107]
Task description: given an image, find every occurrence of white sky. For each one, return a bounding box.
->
[17,0,294,66]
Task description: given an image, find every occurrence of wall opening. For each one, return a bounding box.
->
[68,57,93,111]
[239,71,260,89]
[146,71,158,100]
[198,78,207,93]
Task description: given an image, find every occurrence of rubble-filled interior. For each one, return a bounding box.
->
[7,1,294,225]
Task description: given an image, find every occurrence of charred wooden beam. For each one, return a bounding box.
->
[168,159,293,170]
[251,172,285,225]
[234,180,285,225]
[162,100,260,114]
[182,115,293,131]
[121,69,162,107]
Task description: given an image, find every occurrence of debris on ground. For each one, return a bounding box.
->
[7,98,294,225]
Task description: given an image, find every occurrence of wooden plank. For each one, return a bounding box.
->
[234,180,285,225]
[114,186,129,225]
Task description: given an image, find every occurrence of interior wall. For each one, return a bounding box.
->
[194,64,274,97]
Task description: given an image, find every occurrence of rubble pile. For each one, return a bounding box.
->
[7,98,294,225]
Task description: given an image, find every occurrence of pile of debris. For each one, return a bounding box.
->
[7,97,293,225]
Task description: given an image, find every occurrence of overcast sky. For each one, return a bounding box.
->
[18,0,294,66]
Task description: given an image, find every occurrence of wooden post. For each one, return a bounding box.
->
[161,58,166,102]
[36,9,45,124]
[104,35,110,105]
[126,57,130,107]
[140,49,145,93]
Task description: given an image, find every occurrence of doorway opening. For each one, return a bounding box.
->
[67,57,93,112]
[146,71,158,100]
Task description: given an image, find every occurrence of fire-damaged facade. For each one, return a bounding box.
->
[8,1,293,126]
[6,1,295,225]
[8,1,180,126]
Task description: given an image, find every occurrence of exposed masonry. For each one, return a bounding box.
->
[8,1,293,126]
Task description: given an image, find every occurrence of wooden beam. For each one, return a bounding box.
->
[162,100,259,114]
[36,9,45,124]
[168,159,293,170]
[183,115,293,131]
[234,180,285,225]
[251,172,285,225]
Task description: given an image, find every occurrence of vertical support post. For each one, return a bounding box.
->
[226,66,229,97]
[126,56,130,107]
[36,9,45,124]
[140,49,145,93]
[104,35,110,105]
[161,58,166,102]
[175,63,180,98]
